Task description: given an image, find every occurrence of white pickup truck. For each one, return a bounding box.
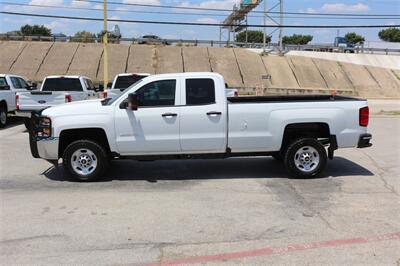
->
[27,72,372,181]
[0,74,34,127]
[103,73,150,99]
[16,75,99,118]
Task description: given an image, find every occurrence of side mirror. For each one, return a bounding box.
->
[128,93,138,111]
[27,83,37,90]
[95,84,104,92]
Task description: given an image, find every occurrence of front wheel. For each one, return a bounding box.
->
[0,106,7,128]
[284,138,327,178]
[62,140,109,181]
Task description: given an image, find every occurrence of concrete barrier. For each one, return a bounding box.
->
[340,63,381,97]
[126,45,155,74]
[10,42,53,80]
[287,56,328,89]
[0,41,28,74]
[67,43,103,81]
[312,58,354,90]
[261,56,299,89]
[155,46,183,74]
[97,43,130,82]
[365,66,400,97]
[35,42,79,81]
[234,48,270,88]
[182,47,211,72]
[208,47,243,87]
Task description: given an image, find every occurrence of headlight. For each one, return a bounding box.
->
[36,116,52,138]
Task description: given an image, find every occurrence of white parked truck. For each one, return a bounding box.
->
[27,72,372,181]
[0,74,34,127]
[103,73,150,99]
[16,75,99,118]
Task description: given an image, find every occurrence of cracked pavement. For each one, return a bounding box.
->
[0,115,399,265]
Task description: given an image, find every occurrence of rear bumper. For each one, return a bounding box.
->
[357,133,372,148]
[15,110,32,118]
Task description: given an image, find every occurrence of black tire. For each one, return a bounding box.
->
[62,140,109,182]
[271,152,283,162]
[24,118,31,131]
[284,138,327,178]
[0,105,7,128]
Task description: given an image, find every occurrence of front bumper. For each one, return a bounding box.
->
[357,133,372,148]
[28,113,59,160]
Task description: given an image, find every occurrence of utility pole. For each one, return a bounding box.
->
[263,0,267,53]
[103,0,109,89]
[279,0,283,54]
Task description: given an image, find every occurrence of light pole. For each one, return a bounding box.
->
[103,0,109,89]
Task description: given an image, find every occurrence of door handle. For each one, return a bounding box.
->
[162,113,178,117]
[207,111,222,116]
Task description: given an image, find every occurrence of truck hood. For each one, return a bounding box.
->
[41,99,108,117]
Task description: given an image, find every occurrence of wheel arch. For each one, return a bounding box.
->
[280,122,331,151]
[0,100,7,112]
[58,128,111,158]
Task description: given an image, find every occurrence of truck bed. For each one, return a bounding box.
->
[228,95,363,103]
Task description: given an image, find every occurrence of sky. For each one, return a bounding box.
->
[1,0,399,44]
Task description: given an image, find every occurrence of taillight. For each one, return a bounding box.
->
[16,95,19,110]
[103,91,108,99]
[359,106,369,127]
[65,94,72,103]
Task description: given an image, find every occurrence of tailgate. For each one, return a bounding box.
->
[18,91,67,111]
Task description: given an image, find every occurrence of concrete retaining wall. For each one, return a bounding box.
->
[97,44,130,82]
[182,47,211,72]
[1,41,399,98]
[0,41,28,74]
[67,43,103,80]
[126,45,155,75]
[10,42,53,80]
[35,42,79,81]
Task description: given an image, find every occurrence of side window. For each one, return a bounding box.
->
[17,78,29,89]
[136,79,176,107]
[10,77,22,89]
[186,78,215,105]
[84,79,95,90]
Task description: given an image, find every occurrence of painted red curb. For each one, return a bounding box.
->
[146,232,400,266]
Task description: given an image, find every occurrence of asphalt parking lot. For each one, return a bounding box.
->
[0,114,399,265]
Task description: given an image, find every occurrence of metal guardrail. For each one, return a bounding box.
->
[1,34,399,55]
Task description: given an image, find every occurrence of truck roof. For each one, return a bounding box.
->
[0,74,27,79]
[143,72,223,79]
[115,73,151,77]
[44,75,91,80]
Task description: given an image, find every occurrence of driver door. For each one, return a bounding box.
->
[114,79,181,155]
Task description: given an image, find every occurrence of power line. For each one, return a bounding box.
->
[73,0,400,17]
[1,2,399,20]
[1,11,399,28]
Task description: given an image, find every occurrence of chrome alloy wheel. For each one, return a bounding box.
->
[70,148,98,176]
[294,146,320,172]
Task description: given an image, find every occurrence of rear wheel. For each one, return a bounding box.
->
[62,140,109,182]
[0,106,7,128]
[284,138,327,178]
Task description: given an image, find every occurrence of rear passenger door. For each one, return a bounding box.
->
[180,78,227,153]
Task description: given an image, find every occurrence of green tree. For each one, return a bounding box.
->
[236,30,271,43]
[72,31,97,43]
[19,24,51,36]
[344,32,365,44]
[378,28,400,42]
[282,34,313,45]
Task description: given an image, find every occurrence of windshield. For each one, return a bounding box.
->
[114,75,147,90]
[103,79,144,105]
[42,78,83,91]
